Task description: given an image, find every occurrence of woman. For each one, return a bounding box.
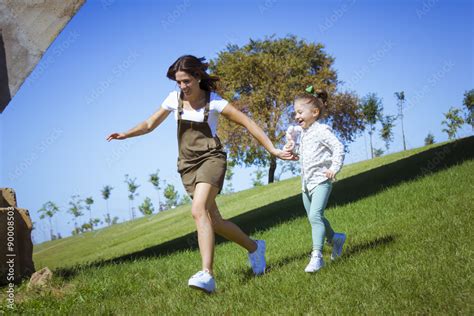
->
[107,55,292,293]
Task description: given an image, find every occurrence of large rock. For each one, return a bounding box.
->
[27,267,53,291]
[0,188,35,285]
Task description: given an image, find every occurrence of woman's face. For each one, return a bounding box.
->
[175,71,200,98]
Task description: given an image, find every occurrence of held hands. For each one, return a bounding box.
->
[106,133,127,141]
[282,129,299,161]
[273,148,297,160]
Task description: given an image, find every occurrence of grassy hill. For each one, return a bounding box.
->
[2,137,473,314]
[32,140,459,271]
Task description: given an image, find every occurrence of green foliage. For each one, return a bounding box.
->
[68,194,84,230]
[210,35,364,182]
[442,107,465,140]
[380,115,396,151]
[361,93,383,158]
[84,196,94,226]
[373,148,384,157]
[223,161,235,194]
[101,185,113,200]
[38,201,60,220]
[395,91,407,150]
[38,201,60,241]
[424,132,435,145]
[85,197,94,208]
[125,174,140,219]
[179,194,192,205]
[275,160,300,181]
[252,168,266,187]
[104,213,119,226]
[163,183,180,210]
[149,169,162,209]
[139,197,155,216]
[463,89,474,128]
[101,185,113,221]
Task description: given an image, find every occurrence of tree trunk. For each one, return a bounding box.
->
[369,130,374,159]
[268,156,277,183]
[401,112,407,150]
[49,218,53,241]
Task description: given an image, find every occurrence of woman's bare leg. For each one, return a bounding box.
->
[208,200,257,253]
[191,183,219,274]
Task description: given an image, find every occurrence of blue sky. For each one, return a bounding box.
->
[1,0,472,244]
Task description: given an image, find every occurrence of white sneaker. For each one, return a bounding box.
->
[305,250,324,272]
[188,270,215,293]
[248,240,266,275]
[330,233,346,261]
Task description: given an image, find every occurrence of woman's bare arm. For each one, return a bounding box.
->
[221,104,293,160]
[107,108,171,141]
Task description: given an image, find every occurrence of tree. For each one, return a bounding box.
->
[38,201,59,241]
[380,115,396,152]
[373,148,384,157]
[361,93,383,158]
[442,107,465,140]
[223,161,235,194]
[139,197,155,216]
[210,35,364,184]
[179,195,192,205]
[275,160,300,181]
[395,91,407,150]
[68,195,84,233]
[463,89,474,129]
[252,168,265,187]
[104,213,119,226]
[163,182,179,210]
[124,174,140,220]
[84,196,97,230]
[424,133,435,146]
[80,222,93,233]
[149,169,162,212]
[101,185,113,223]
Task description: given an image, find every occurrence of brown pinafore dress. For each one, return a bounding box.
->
[177,91,227,198]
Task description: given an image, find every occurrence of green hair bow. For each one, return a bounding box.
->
[305,85,315,94]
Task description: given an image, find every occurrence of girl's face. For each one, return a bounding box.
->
[175,71,200,98]
[294,99,320,129]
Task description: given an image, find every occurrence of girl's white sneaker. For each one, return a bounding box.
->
[305,250,324,272]
[188,270,215,293]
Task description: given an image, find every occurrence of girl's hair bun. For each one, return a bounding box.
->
[314,89,328,104]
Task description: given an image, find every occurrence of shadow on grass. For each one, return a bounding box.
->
[55,136,473,279]
[237,234,396,282]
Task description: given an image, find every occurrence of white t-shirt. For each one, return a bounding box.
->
[161,91,228,136]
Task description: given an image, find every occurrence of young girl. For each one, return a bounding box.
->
[107,55,292,293]
[284,86,346,272]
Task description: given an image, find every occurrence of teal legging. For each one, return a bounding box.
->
[302,180,335,252]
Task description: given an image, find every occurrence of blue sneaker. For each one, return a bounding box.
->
[248,240,266,275]
[330,233,346,261]
[188,270,215,293]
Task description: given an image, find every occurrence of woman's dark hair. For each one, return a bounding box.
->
[295,88,329,117]
[167,55,219,91]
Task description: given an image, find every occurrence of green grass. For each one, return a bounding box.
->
[32,141,450,271]
[2,139,473,314]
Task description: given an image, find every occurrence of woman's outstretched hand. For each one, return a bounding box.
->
[106,133,127,141]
